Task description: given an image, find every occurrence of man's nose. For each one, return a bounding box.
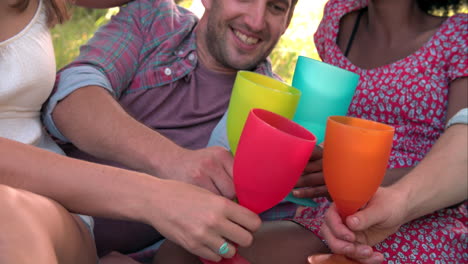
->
[245,2,267,32]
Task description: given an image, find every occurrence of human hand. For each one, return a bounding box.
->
[146,179,261,262]
[154,146,236,199]
[292,146,328,199]
[308,254,361,264]
[319,187,407,264]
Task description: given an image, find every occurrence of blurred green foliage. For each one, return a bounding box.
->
[52,1,325,83]
[52,7,107,69]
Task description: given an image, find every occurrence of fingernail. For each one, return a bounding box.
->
[362,248,372,256]
[349,216,359,226]
[344,245,353,254]
[292,190,299,196]
[308,255,327,262]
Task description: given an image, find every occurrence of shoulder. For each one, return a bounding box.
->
[446,13,468,26]
[316,0,367,38]
[322,0,367,18]
[427,14,468,81]
[115,0,198,31]
[433,13,467,51]
[437,13,467,39]
[314,0,366,56]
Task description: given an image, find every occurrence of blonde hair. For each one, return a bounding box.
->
[10,0,69,27]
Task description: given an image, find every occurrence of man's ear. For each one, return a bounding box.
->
[201,0,212,10]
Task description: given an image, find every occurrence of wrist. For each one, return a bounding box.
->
[390,172,426,223]
[142,141,185,179]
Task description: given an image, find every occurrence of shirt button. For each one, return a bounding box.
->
[188,53,196,61]
[178,50,184,56]
[164,68,172,76]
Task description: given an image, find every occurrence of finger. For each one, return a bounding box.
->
[309,254,364,264]
[324,204,356,242]
[210,151,236,199]
[193,245,223,262]
[218,147,234,179]
[350,243,374,259]
[292,186,328,198]
[195,225,238,260]
[304,159,323,172]
[341,245,383,264]
[358,252,385,264]
[202,178,224,196]
[295,172,325,187]
[225,203,262,236]
[319,223,354,255]
[214,216,256,248]
[211,172,235,199]
[346,209,383,232]
[211,240,237,259]
[310,145,323,161]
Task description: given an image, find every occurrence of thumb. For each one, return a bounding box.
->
[346,205,384,232]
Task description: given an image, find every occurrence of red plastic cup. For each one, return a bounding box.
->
[234,108,317,214]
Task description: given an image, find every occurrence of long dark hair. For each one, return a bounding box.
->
[417,0,467,16]
[10,0,69,27]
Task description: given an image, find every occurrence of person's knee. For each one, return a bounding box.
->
[0,185,57,262]
[0,184,96,264]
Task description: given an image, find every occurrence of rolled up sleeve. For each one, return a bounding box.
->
[43,1,150,141]
[42,66,113,142]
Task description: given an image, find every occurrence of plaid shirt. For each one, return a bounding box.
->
[57,0,276,97]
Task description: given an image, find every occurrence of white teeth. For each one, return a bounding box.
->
[234,30,259,45]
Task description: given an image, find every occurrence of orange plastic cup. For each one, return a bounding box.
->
[323,116,394,219]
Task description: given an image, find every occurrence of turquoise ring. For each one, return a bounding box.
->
[218,241,229,255]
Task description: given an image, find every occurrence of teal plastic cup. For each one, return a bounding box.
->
[292,56,359,143]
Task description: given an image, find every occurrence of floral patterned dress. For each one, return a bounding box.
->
[291,0,468,263]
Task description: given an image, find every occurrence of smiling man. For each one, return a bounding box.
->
[198,0,295,71]
[43,0,298,260]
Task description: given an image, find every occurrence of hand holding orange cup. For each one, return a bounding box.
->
[323,116,394,220]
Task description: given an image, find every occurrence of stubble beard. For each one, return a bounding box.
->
[205,18,271,71]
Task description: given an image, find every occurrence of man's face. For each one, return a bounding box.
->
[202,0,295,71]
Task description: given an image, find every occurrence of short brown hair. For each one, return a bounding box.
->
[10,0,69,27]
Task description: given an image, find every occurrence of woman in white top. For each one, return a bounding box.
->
[0,0,261,263]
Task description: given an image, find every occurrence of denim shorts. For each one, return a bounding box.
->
[77,214,95,236]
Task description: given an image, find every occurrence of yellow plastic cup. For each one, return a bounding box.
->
[227,71,301,154]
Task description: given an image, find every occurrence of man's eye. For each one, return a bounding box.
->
[270,3,287,13]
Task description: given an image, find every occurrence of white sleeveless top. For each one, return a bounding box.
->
[0,0,64,154]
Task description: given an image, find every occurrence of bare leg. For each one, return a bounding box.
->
[153,220,328,264]
[0,184,97,264]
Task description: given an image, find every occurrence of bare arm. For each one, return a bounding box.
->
[397,124,467,222]
[53,86,179,177]
[1,136,157,221]
[0,137,260,261]
[52,86,236,198]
